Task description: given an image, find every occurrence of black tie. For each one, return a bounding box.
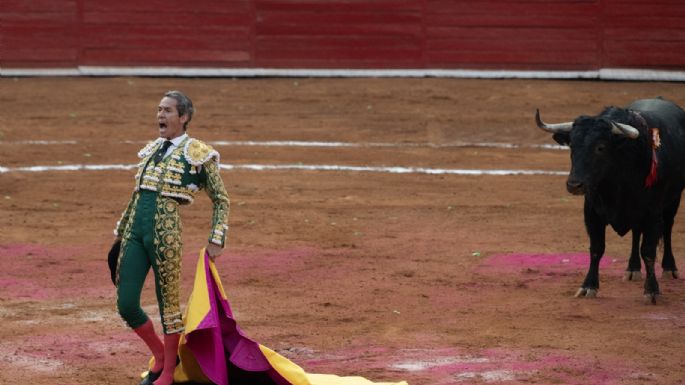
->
[154,140,172,164]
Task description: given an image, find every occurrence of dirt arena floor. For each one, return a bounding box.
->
[1,76,685,385]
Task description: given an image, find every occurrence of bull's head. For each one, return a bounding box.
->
[535,109,640,195]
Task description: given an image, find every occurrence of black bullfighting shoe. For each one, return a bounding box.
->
[139,369,161,385]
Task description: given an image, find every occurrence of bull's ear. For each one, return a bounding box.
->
[552,132,570,146]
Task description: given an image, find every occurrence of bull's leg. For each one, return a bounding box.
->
[661,197,680,279]
[640,228,661,304]
[624,229,642,281]
[577,204,605,298]
[577,250,604,298]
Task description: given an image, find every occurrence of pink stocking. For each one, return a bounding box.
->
[133,319,164,373]
[153,332,180,385]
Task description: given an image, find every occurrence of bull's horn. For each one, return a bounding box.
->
[535,109,573,133]
[610,122,640,139]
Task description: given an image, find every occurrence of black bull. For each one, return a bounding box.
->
[536,98,685,304]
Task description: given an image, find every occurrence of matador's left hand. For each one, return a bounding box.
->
[206,243,223,261]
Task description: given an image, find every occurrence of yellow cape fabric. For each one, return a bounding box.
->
[158,249,407,385]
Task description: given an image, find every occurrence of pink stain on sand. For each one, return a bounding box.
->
[222,247,316,273]
[289,346,634,385]
[8,330,145,369]
[478,252,620,276]
[0,243,128,300]
[0,243,320,300]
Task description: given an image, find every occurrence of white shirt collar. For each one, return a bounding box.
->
[168,133,188,147]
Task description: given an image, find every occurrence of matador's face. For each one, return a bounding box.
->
[157,96,187,140]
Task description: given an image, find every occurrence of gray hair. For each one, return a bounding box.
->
[164,90,194,130]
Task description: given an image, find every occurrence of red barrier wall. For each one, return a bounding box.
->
[2,0,685,70]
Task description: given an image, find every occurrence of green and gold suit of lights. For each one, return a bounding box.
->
[114,137,230,334]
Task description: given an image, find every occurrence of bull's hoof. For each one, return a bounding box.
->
[662,270,679,279]
[623,271,642,281]
[643,292,659,305]
[574,287,597,298]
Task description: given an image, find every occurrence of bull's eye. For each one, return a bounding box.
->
[595,143,606,154]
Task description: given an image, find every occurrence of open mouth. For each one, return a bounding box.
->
[159,122,167,129]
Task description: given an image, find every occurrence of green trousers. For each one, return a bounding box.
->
[116,190,184,334]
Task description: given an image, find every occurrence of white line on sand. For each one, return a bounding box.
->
[0,163,567,176]
[0,139,566,150]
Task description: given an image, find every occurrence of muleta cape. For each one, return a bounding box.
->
[150,249,408,385]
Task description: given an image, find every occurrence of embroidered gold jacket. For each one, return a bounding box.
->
[114,137,230,247]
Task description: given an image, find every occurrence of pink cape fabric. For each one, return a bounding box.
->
[168,250,408,385]
[183,251,291,385]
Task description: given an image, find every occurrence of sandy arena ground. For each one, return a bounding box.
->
[1,77,685,385]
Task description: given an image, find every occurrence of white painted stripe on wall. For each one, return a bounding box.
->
[1,68,81,77]
[2,66,685,81]
[0,163,567,176]
[74,67,602,80]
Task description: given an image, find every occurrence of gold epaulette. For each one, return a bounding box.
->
[138,138,164,159]
[184,138,220,166]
